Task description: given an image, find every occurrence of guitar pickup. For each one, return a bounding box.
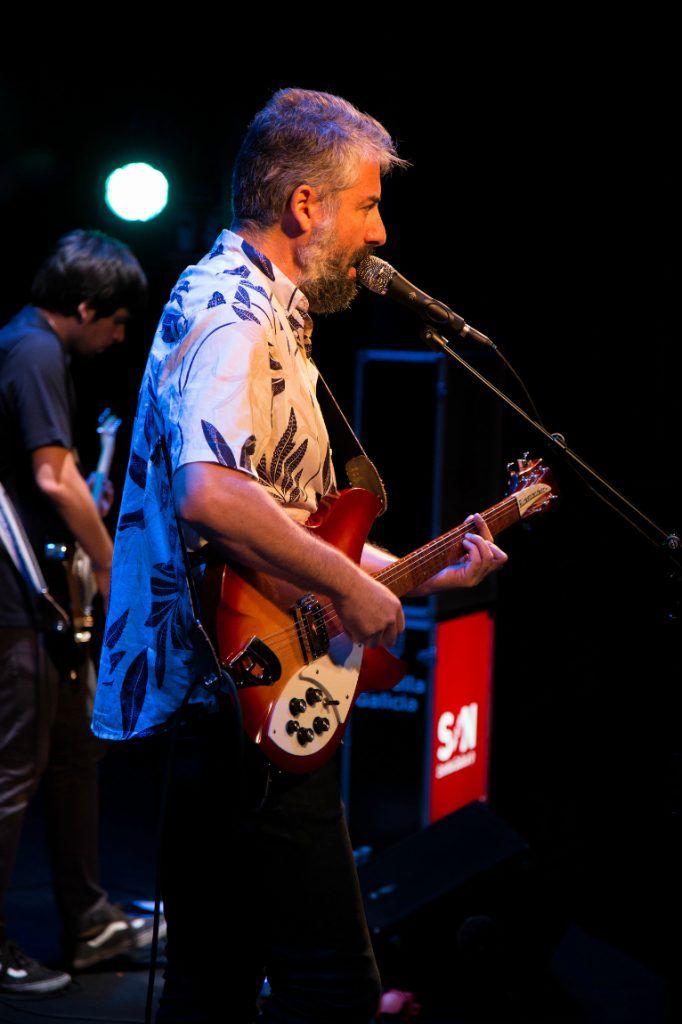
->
[227,636,281,688]
[293,595,329,662]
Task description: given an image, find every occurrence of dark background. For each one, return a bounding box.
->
[1,42,679,1016]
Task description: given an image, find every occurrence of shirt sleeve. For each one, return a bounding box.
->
[169,306,272,480]
[7,332,72,452]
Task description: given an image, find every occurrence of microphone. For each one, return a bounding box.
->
[356,255,494,348]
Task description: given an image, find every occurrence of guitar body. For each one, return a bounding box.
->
[202,487,407,774]
[202,457,557,774]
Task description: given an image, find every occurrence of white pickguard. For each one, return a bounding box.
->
[267,633,364,758]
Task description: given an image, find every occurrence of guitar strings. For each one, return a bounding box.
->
[258,501,515,653]
[253,500,518,657]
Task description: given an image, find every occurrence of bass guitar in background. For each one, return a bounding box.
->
[45,408,121,649]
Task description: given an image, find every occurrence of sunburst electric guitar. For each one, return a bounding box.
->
[202,456,557,773]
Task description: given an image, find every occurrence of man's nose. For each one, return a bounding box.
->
[366,209,387,248]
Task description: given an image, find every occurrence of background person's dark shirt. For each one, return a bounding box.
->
[0,306,75,628]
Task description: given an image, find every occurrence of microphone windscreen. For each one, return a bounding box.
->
[356,255,395,295]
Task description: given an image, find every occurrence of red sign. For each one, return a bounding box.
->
[428,611,494,823]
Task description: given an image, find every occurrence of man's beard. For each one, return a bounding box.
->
[298,223,372,314]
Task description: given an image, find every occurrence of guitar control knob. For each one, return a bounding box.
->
[289,698,307,716]
[306,687,324,705]
[296,728,315,746]
[286,720,300,735]
[313,716,330,735]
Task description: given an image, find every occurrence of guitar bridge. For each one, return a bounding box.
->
[293,595,329,663]
[227,636,281,688]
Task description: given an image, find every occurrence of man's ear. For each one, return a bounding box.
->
[76,301,97,325]
[285,182,323,237]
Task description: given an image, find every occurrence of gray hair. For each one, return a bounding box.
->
[231,88,408,231]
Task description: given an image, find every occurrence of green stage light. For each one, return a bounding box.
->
[105,162,169,222]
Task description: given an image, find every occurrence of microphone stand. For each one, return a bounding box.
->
[419,323,682,584]
[419,320,680,1002]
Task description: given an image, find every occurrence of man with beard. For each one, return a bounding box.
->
[92,89,507,1023]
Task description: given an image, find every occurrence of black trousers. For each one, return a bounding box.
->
[0,627,110,942]
[156,709,381,1024]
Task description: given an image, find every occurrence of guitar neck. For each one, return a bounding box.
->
[374,495,521,598]
[90,435,117,504]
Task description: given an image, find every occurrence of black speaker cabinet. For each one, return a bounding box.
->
[358,802,537,1017]
[359,801,528,937]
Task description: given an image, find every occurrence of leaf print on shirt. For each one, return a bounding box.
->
[207,292,226,308]
[104,608,130,650]
[241,239,275,281]
[209,242,224,259]
[256,408,310,504]
[242,280,269,299]
[288,470,305,505]
[240,434,257,471]
[201,420,237,468]
[270,408,297,480]
[128,451,148,490]
[144,561,194,688]
[270,350,285,395]
[222,265,251,277]
[109,650,126,673]
[99,646,128,687]
[119,508,145,532]
[232,276,271,327]
[160,309,188,345]
[232,305,261,324]
[281,438,308,493]
[120,649,149,737]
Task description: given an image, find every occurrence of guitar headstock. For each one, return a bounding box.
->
[97,408,122,438]
[506,454,558,520]
[96,408,122,471]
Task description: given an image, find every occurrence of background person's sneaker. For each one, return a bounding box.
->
[70,906,166,970]
[0,940,71,994]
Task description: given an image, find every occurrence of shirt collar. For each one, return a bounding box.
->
[211,229,309,320]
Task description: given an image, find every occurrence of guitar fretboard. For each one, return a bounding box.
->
[374,494,521,597]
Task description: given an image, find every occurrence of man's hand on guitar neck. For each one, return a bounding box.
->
[175,463,405,648]
[424,513,508,593]
[361,513,508,596]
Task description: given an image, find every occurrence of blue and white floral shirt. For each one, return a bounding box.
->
[92,230,335,740]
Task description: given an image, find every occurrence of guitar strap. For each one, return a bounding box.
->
[313,363,388,516]
[269,290,388,515]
